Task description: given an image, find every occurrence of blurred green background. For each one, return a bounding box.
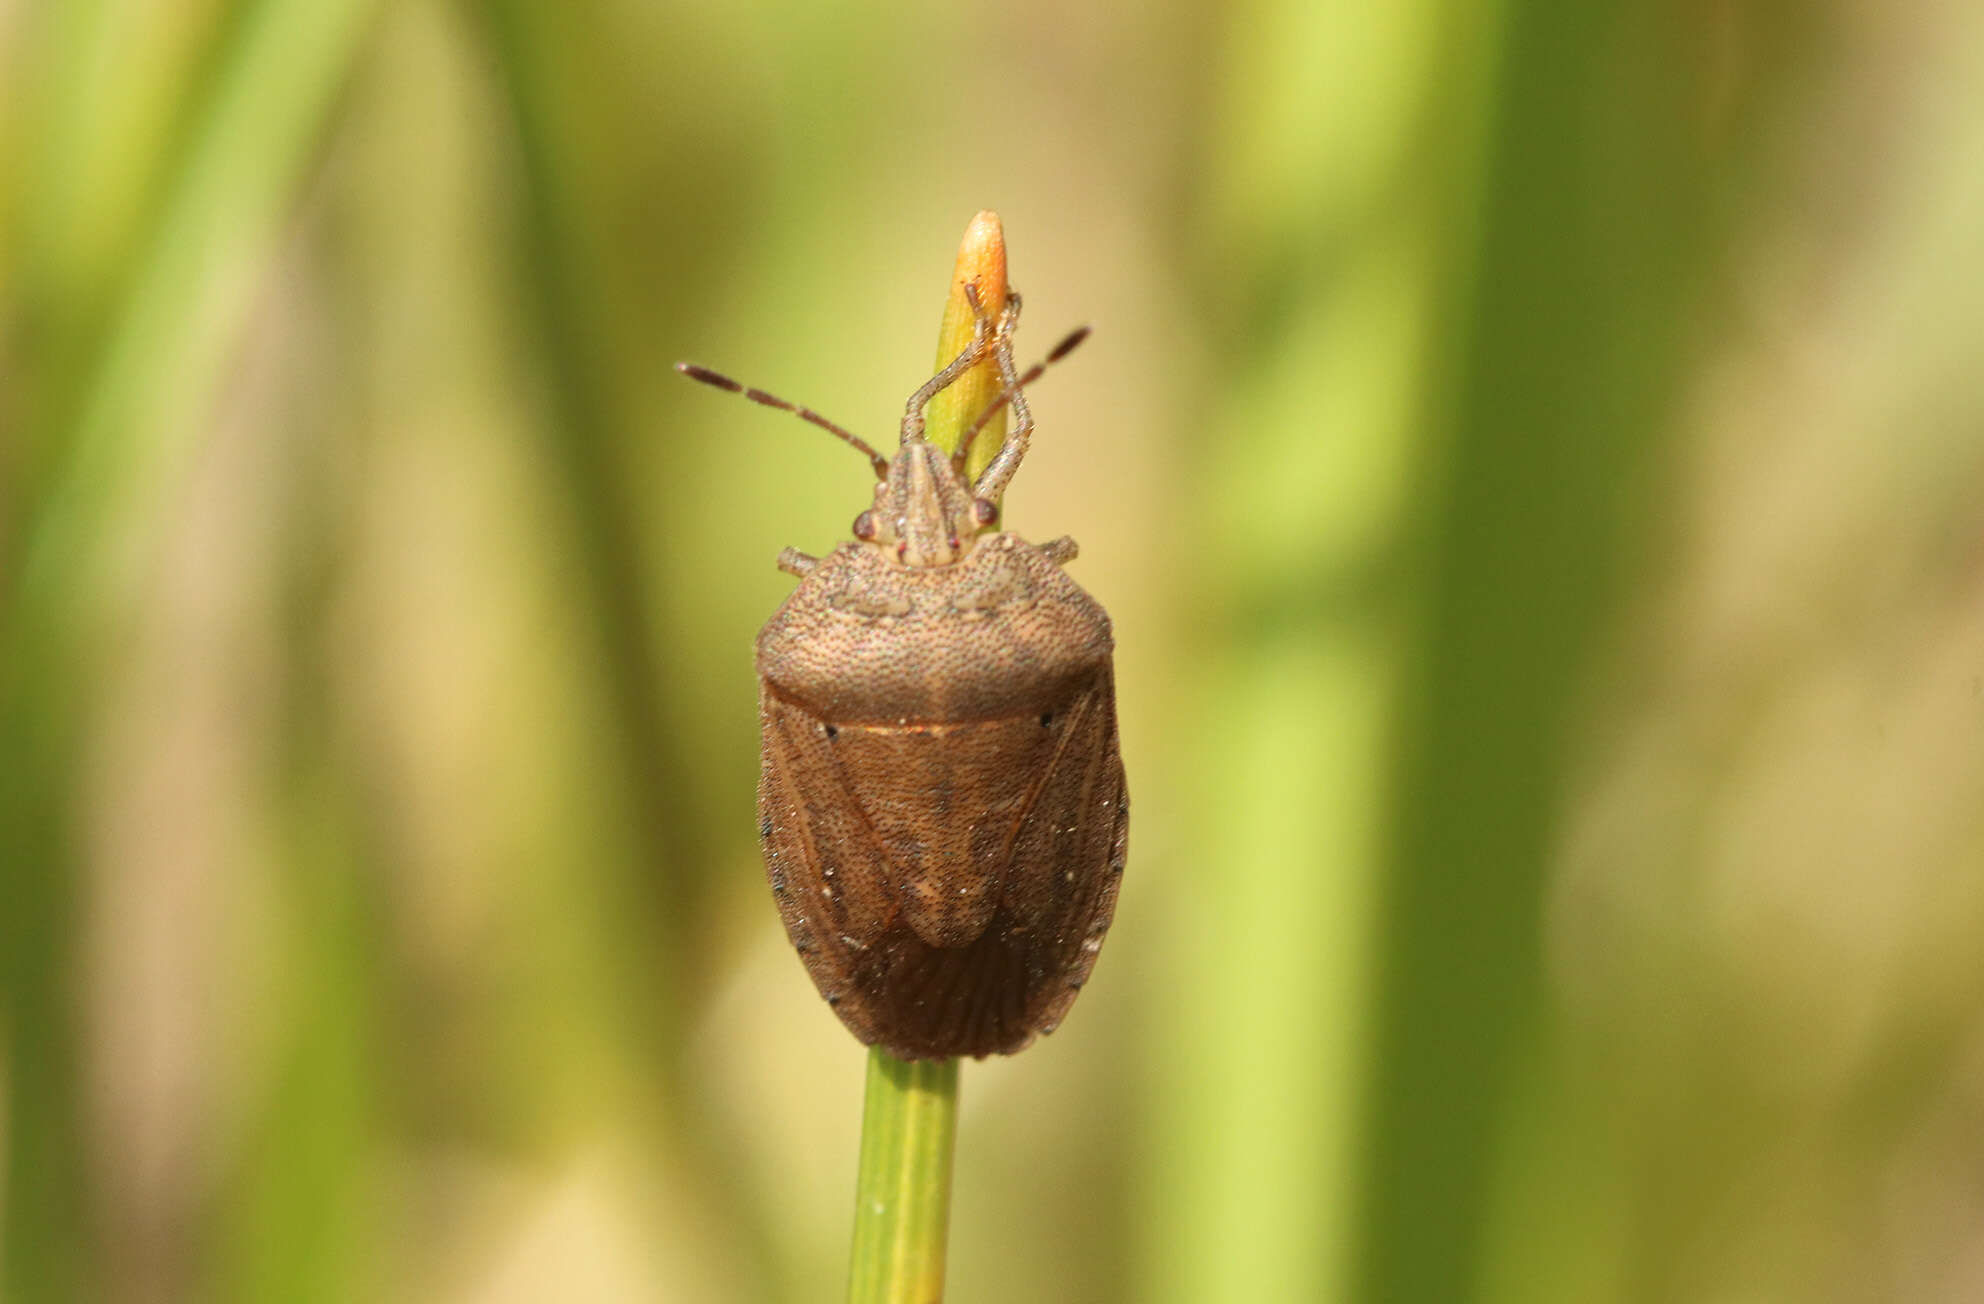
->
[6,1,1984,1301]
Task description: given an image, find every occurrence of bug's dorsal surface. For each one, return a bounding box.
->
[757,533,1124,1057]
[679,286,1125,1059]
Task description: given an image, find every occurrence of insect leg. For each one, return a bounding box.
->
[777,548,819,576]
[1039,536,1079,565]
[899,284,997,445]
[971,293,1034,503]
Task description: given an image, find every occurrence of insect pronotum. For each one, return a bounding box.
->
[677,285,1127,1059]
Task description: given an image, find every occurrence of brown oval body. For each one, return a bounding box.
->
[756,533,1127,1059]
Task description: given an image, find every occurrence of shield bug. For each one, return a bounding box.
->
[677,286,1126,1059]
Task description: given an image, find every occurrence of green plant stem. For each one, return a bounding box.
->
[847,1049,960,1303]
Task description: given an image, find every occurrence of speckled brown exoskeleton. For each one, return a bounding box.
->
[676,286,1126,1060]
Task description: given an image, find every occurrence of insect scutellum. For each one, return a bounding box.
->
[674,285,1089,573]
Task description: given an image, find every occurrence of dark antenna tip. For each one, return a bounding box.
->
[1046,326,1090,364]
[676,362,743,393]
[952,323,1094,471]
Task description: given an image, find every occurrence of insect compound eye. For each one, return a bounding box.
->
[852,509,877,541]
[972,498,999,528]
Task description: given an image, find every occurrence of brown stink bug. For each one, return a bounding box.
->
[677,286,1126,1059]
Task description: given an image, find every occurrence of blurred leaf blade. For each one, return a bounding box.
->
[4,1,382,1299]
[11,0,383,601]
[1143,0,1500,1298]
[1350,4,1718,1301]
[470,2,794,1295]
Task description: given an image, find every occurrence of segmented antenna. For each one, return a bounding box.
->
[675,362,890,479]
[952,325,1092,476]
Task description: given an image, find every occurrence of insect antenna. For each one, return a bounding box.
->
[676,362,890,479]
[952,325,1092,478]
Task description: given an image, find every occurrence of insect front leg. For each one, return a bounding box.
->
[778,548,819,576]
[899,288,996,444]
[972,292,1033,504]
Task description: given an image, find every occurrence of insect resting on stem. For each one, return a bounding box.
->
[677,284,1126,1060]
